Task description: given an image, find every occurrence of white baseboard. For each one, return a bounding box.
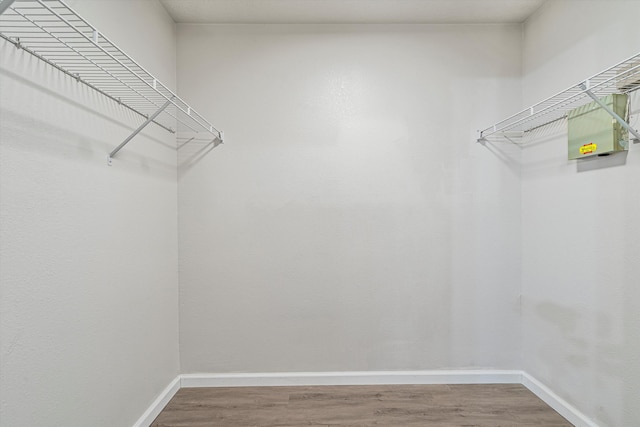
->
[521,372,598,427]
[179,369,522,388]
[135,370,599,427]
[132,376,181,427]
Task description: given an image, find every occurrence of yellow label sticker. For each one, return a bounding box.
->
[580,143,597,155]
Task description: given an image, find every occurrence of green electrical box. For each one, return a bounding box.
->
[568,94,629,160]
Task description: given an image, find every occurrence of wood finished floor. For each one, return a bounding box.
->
[151,384,572,426]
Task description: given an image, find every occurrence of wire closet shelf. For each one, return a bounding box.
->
[478,51,640,143]
[0,0,222,162]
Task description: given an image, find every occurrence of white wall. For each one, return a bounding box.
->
[176,24,523,374]
[8,2,636,424]
[0,1,179,426]
[521,1,640,426]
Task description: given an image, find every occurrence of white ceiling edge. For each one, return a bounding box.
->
[159,0,547,25]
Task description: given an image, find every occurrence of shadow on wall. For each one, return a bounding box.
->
[177,136,223,178]
[521,119,567,148]
[576,151,627,172]
[479,138,521,177]
[1,54,176,178]
[519,119,633,176]
[481,118,568,178]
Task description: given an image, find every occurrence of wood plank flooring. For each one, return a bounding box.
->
[151,384,572,426]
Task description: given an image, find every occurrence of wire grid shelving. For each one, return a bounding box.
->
[0,0,222,161]
[479,51,640,143]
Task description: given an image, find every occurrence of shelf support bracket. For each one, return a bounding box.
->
[107,97,173,165]
[0,0,16,16]
[579,82,640,142]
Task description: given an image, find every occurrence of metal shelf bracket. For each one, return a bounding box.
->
[107,97,174,166]
[579,80,640,143]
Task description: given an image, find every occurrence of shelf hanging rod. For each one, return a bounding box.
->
[479,53,640,140]
[2,0,224,155]
[0,32,175,133]
[6,6,200,133]
[35,0,221,138]
[35,1,180,101]
[10,5,164,113]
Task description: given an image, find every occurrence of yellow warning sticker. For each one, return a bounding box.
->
[580,143,597,155]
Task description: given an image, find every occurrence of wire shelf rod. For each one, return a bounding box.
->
[35,0,220,137]
[1,0,223,149]
[0,32,175,134]
[479,52,640,140]
[10,5,167,118]
[27,0,172,100]
[3,42,186,136]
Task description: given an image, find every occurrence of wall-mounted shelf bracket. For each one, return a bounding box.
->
[579,80,640,144]
[107,97,174,166]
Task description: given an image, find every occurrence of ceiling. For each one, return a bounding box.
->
[159,0,547,24]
